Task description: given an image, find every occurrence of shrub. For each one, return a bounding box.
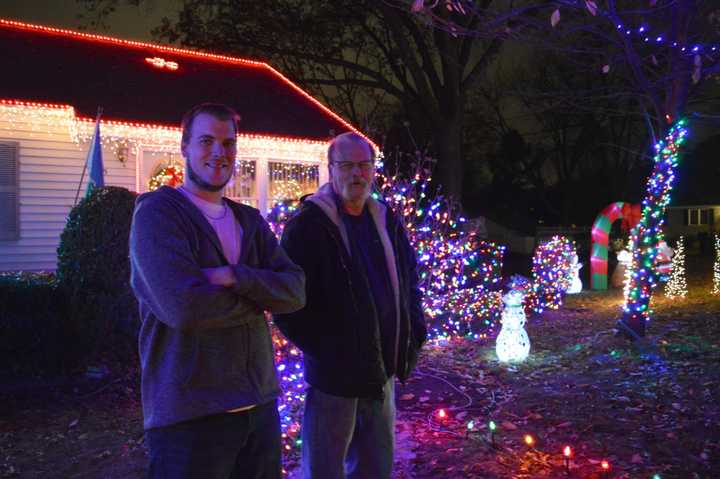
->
[56,186,139,359]
[0,272,77,376]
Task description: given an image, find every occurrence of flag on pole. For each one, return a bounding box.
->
[85,117,104,197]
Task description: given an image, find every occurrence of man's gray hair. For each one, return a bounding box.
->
[327,132,375,163]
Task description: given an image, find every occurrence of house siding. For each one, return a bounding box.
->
[0,115,135,271]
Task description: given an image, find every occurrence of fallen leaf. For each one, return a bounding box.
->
[400,393,415,401]
[410,0,424,13]
[68,419,79,428]
[585,1,598,16]
[502,421,518,430]
[551,9,561,28]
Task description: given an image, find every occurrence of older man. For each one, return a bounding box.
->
[130,103,305,479]
[275,132,426,479]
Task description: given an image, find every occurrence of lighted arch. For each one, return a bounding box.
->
[591,202,641,290]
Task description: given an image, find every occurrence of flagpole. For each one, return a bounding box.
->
[74,107,103,205]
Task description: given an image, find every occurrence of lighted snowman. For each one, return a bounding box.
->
[567,253,583,294]
[496,289,530,363]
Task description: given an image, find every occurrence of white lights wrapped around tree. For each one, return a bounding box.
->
[617,242,635,303]
[713,234,720,295]
[496,289,530,363]
[664,237,687,298]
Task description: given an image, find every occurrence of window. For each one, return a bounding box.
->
[684,208,714,226]
[0,142,19,240]
[268,161,319,205]
[225,160,257,207]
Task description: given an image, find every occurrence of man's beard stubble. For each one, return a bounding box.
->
[186,160,232,193]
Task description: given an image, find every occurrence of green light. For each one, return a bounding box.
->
[467,420,475,430]
[489,420,496,431]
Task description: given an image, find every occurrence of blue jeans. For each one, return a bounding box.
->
[145,400,281,479]
[301,379,395,479]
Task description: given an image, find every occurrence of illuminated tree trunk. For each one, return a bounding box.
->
[618,121,688,339]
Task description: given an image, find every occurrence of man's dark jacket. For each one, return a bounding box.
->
[274,183,426,399]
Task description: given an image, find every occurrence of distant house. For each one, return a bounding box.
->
[666,203,719,254]
[665,179,720,254]
[0,18,369,271]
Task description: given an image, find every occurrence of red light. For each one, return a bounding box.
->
[437,409,447,419]
[0,18,375,148]
[601,460,610,470]
[563,446,572,457]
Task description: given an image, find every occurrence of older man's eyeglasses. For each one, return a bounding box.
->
[332,161,374,173]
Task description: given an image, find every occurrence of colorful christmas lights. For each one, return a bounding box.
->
[262,157,507,466]
[529,236,576,313]
[620,120,688,338]
[374,154,505,339]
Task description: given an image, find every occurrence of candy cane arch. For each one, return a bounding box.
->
[591,202,640,290]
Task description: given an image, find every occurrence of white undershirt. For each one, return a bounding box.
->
[178,186,254,413]
[178,186,243,264]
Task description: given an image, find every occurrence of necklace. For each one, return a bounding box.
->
[201,202,228,221]
[179,186,228,220]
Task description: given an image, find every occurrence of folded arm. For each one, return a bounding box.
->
[228,213,305,314]
[130,198,260,331]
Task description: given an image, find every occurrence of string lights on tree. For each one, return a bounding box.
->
[619,120,688,339]
[712,234,720,296]
[373,153,505,340]
[665,236,687,298]
[528,236,576,313]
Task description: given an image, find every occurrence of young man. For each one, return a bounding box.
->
[275,132,427,479]
[129,103,305,479]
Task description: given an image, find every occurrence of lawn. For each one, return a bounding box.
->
[2,268,718,478]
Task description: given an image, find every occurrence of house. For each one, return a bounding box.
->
[0,18,370,271]
[663,133,720,254]
[666,203,719,254]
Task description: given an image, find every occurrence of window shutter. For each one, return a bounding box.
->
[0,142,19,240]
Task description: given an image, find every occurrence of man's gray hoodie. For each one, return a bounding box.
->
[129,186,305,430]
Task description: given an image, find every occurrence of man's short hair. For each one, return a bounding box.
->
[327,132,374,163]
[181,103,241,146]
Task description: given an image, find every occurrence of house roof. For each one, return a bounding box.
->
[0,18,362,141]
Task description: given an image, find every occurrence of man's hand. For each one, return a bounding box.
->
[202,266,237,287]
